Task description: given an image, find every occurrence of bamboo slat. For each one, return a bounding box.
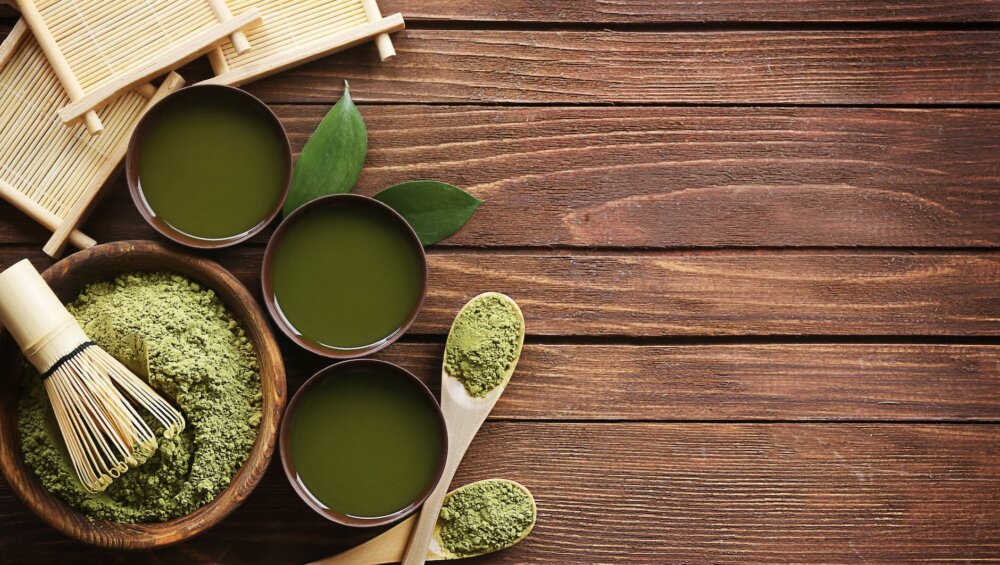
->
[15,0,259,131]
[0,20,184,257]
[205,0,404,87]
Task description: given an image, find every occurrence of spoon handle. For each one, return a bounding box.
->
[401,468,452,565]
[401,402,484,565]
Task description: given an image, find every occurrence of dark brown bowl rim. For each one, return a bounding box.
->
[279,359,448,527]
[0,240,286,549]
[261,194,429,359]
[125,84,292,249]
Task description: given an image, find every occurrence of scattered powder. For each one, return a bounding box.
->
[17,272,262,523]
[438,480,535,557]
[443,294,523,397]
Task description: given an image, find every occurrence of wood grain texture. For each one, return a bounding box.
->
[1,246,996,337]
[242,30,1000,105]
[378,0,1000,23]
[349,106,1000,248]
[3,106,999,249]
[4,2,1000,23]
[417,252,989,337]
[2,424,998,563]
[413,253,999,336]
[371,344,1000,421]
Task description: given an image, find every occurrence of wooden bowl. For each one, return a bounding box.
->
[0,240,286,549]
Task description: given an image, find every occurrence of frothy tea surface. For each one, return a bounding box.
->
[287,365,443,518]
[137,95,286,239]
[270,201,424,351]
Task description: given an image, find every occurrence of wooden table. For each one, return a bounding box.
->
[1,2,999,563]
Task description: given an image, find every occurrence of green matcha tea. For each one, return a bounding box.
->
[136,91,287,240]
[269,198,424,352]
[287,364,444,518]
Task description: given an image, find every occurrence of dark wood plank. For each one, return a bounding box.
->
[380,0,1000,23]
[3,106,999,249]
[371,344,1000,421]
[346,106,1000,248]
[242,30,1000,105]
[415,253,998,336]
[2,424,998,563]
[1,247,997,336]
[4,2,1000,23]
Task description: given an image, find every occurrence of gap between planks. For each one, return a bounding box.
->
[264,100,1000,109]
[386,21,1000,33]
[395,334,1000,346]
[4,242,1000,256]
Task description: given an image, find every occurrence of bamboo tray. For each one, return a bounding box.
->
[15,0,259,134]
[202,0,404,87]
[0,21,183,258]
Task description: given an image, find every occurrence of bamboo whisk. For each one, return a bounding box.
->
[0,259,184,492]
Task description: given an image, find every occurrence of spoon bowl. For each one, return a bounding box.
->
[441,292,525,409]
[312,479,537,565]
[401,293,525,565]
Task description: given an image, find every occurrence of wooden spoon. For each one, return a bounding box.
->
[401,292,525,565]
[311,479,536,565]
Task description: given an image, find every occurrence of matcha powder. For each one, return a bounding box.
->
[17,272,262,523]
[439,480,536,557]
[444,294,523,397]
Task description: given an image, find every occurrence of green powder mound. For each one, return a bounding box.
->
[17,272,262,523]
[443,294,523,397]
[438,480,535,557]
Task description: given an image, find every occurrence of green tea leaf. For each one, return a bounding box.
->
[373,181,484,245]
[283,82,367,216]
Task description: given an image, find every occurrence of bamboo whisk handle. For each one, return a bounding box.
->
[0,259,89,372]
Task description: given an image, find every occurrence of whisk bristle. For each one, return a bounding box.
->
[89,345,186,438]
[0,259,186,493]
[42,341,185,493]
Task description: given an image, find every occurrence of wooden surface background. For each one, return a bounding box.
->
[1,1,999,563]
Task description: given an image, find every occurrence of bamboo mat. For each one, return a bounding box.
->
[204,0,404,87]
[0,21,183,257]
[0,0,402,256]
[16,0,258,133]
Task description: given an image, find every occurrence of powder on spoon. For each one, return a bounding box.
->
[443,294,523,397]
[17,272,262,523]
[438,480,536,557]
